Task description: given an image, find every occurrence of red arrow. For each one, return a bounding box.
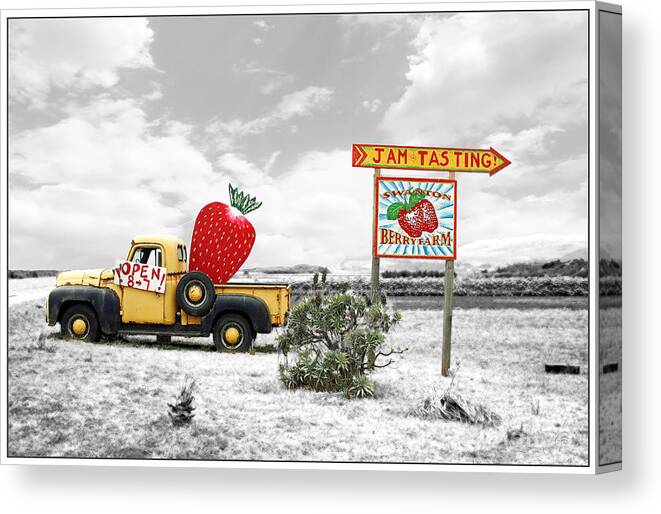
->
[489,147,512,176]
[352,144,368,167]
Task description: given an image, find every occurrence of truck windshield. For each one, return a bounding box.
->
[132,247,162,267]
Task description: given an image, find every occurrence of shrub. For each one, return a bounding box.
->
[167,376,197,427]
[410,372,502,427]
[277,293,404,398]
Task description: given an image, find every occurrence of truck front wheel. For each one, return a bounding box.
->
[61,304,100,342]
[213,314,254,352]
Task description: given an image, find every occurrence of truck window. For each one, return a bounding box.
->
[177,244,187,262]
[132,246,162,267]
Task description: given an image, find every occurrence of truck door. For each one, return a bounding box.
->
[121,245,166,324]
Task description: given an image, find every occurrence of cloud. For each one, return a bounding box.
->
[9,98,224,269]
[252,37,264,46]
[361,99,382,113]
[9,18,154,108]
[382,11,587,146]
[236,150,373,268]
[373,11,589,263]
[206,86,333,149]
[231,61,294,95]
[253,20,272,30]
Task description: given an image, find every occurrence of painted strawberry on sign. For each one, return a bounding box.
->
[189,184,262,284]
[388,189,439,238]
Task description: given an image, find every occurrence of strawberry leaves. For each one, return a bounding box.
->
[229,183,262,215]
[387,202,406,220]
[408,189,426,207]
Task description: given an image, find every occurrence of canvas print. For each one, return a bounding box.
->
[1,4,619,470]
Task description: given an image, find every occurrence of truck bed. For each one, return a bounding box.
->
[215,282,290,326]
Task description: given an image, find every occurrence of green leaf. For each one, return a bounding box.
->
[386,202,406,220]
[408,189,426,209]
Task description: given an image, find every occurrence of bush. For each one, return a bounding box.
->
[277,293,404,398]
[167,376,197,427]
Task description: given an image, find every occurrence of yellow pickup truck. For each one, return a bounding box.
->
[46,235,290,352]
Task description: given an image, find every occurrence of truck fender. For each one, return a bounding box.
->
[201,295,272,336]
[47,286,121,335]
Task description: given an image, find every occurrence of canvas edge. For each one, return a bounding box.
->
[595,1,623,473]
[0,0,608,474]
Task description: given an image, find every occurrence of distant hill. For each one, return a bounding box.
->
[460,234,587,267]
[9,270,59,279]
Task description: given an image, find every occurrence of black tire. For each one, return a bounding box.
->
[176,271,215,317]
[213,314,254,352]
[61,304,100,342]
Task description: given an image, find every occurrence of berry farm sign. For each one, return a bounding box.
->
[374,176,456,260]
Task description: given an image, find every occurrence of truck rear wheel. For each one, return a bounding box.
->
[61,304,100,342]
[213,314,254,352]
[176,271,215,317]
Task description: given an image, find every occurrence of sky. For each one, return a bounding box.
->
[8,10,592,270]
[599,11,622,262]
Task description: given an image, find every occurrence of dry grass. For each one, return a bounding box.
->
[599,299,622,464]
[7,298,588,465]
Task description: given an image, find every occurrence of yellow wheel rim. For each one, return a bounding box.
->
[71,318,88,336]
[224,327,241,345]
[187,284,204,303]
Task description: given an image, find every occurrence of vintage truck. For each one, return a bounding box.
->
[45,234,290,352]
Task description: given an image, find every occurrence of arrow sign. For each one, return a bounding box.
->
[352,144,511,176]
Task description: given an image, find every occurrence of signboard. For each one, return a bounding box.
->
[374,177,457,260]
[353,144,510,175]
[113,260,167,293]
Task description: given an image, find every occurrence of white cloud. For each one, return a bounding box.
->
[9,98,224,269]
[9,18,154,108]
[231,61,294,95]
[240,150,374,268]
[253,20,272,30]
[252,37,264,46]
[382,12,587,146]
[361,98,382,113]
[207,86,333,149]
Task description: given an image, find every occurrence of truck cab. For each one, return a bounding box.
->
[47,235,290,352]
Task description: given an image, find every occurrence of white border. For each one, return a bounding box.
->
[0,0,612,474]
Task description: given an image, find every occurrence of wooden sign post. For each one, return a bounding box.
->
[370,168,381,304]
[353,144,510,377]
[441,171,456,377]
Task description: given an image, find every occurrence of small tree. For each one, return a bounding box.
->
[312,272,319,289]
[277,293,404,398]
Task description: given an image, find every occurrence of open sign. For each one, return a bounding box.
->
[113,260,167,294]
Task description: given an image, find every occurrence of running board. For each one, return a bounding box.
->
[118,323,207,338]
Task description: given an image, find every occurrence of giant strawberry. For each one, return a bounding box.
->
[189,184,262,284]
[387,189,438,238]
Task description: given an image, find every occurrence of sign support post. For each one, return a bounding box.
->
[370,168,381,304]
[441,171,456,377]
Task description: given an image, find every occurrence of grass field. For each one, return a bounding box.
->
[7,295,589,465]
[599,298,622,465]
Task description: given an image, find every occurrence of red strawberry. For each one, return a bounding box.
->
[397,208,424,238]
[189,184,261,284]
[417,199,439,232]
